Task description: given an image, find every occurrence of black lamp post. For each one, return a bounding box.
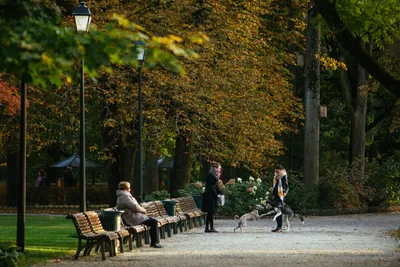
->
[16,79,27,251]
[73,1,91,212]
[134,40,146,202]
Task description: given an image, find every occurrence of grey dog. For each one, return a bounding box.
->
[233,208,268,232]
[259,200,304,232]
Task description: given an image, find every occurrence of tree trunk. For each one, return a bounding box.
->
[99,98,122,207]
[120,142,135,191]
[143,150,159,196]
[339,41,369,177]
[303,6,321,186]
[5,150,19,206]
[169,133,193,197]
[351,63,368,176]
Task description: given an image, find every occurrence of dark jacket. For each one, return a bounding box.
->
[63,169,74,187]
[201,173,222,213]
[273,175,288,203]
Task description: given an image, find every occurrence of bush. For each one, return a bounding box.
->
[0,242,26,267]
[178,181,204,196]
[366,157,400,206]
[284,173,319,211]
[143,190,171,201]
[319,159,373,209]
[219,177,269,216]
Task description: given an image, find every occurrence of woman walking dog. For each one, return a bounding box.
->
[271,164,289,232]
[201,161,224,233]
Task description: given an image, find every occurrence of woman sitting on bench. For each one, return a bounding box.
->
[116,181,163,248]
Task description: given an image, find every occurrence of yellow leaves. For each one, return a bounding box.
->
[41,53,52,65]
[65,76,72,84]
[89,145,98,152]
[169,35,183,43]
[190,33,210,44]
[320,55,348,71]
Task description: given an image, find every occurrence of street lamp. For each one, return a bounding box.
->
[73,1,91,212]
[134,40,146,202]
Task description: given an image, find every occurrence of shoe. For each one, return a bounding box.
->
[209,229,219,233]
[150,243,163,248]
[205,229,211,233]
[271,228,282,233]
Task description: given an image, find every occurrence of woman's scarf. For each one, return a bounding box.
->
[209,166,221,180]
[273,169,288,200]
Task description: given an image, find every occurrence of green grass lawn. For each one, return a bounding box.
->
[0,215,77,266]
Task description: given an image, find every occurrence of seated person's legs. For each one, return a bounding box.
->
[141,217,162,248]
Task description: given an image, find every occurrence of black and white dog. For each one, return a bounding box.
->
[257,199,304,232]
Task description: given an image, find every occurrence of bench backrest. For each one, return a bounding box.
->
[154,201,168,216]
[141,202,160,217]
[171,198,185,214]
[71,212,93,236]
[84,211,105,233]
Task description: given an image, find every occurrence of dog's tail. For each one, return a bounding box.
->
[294,213,305,224]
[234,215,240,220]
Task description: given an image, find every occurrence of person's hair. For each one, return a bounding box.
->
[209,161,221,168]
[118,181,131,190]
[274,164,284,170]
[39,169,46,176]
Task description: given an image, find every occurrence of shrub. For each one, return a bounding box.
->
[366,157,400,206]
[0,242,26,267]
[319,159,373,209]
[219,177,269,216]
[178,181,204,196]
[143,190,171,201]
[284,172,319,211]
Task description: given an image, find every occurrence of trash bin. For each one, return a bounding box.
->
[192,195,202,209]
[162,200,176,216]
[96,209,124,231]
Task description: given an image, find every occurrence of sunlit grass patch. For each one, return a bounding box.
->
[0,215,77,265]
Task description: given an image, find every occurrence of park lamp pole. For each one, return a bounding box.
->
[134,40,146,202]
[73,1,91,212]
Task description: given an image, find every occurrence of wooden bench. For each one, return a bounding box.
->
[69,212,114,260]
[84,211,131,253]
[120,218,150,248]
[174,197,205,227]
[153,200,182,234]
[171,198,197,229]
[141,201,171,238]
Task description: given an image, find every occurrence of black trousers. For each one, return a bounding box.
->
[141,217,159,245]
[273,196,284,229]
[205,212,215,230]
[276,213,283,228]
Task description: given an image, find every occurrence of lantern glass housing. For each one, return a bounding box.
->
[73,2,92,32]
[134,41,146,62]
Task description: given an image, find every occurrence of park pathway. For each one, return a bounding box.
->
[36,213,399,267]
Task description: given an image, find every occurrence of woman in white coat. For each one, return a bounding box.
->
[116,181,162,248]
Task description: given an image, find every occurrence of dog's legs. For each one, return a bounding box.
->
[284,215,290,232]
[272,209,282,222]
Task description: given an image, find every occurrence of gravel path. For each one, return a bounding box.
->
[36,213,400,267]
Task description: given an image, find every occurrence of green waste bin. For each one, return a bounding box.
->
[162,200,176,216]
[192,195,202,209]
[96,209,124,231]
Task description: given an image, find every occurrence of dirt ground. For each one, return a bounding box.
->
[36,212,400,267]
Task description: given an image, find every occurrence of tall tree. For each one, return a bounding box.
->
[303,5,321,186]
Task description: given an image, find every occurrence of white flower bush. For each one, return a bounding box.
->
[253,185,257,190]
[237,177,242,183]
[249,176,255,182]
[256,178,262,184]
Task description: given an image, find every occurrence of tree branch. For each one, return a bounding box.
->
[313,0,400,98]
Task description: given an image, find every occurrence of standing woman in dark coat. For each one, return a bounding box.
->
[201,161,223,233]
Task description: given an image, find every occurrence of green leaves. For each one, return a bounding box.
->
[0,1,202,88]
